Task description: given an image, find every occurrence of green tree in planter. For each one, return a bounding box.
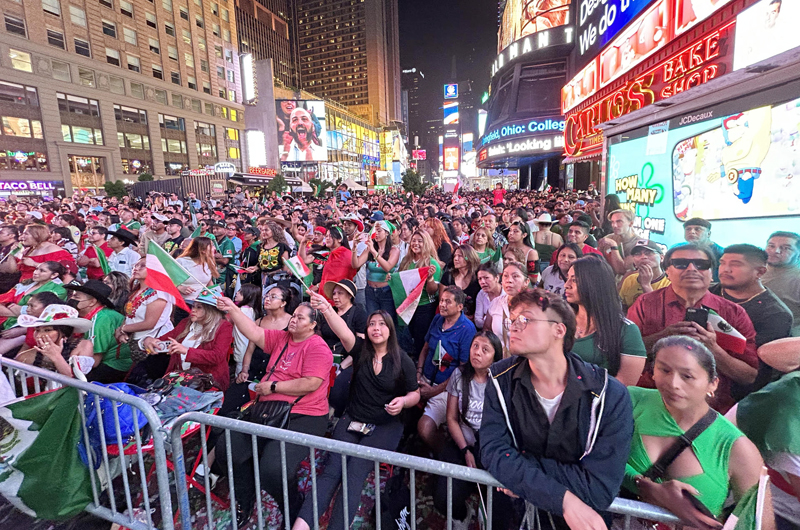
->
[265,174,288,195]
[137,173,154,181]
[401,169,429,197]
[103,180,127,199]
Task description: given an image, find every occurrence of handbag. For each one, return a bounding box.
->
[240,341,301,429]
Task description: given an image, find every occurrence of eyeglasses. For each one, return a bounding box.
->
[264,294,283,301]
[503,315,560,331]
[669,258,713,271]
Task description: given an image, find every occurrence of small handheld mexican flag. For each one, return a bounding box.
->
[433,341,446,368]
[285,255,313,287]
[389,268,428,325]
[145,240,191,311]
[708,309,747,355]
[93,244,110,275]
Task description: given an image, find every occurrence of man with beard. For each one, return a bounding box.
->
[762,231,800,336]
[281,107,326,161]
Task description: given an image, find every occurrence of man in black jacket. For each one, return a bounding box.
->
[480,289,634,530]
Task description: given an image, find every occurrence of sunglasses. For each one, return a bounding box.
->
[669,258,713,271]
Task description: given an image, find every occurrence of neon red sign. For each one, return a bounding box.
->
[564,23,733,157]
[247,167,278,176]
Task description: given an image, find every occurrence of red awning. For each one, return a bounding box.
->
[563,153,602,164]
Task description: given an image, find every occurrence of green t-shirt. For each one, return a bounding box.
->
[215,236,236,283]
[409,259,442,306]
[88,309,132,372]
[3,281,67,329]
[571,319,646,370]
[122,220,141,231]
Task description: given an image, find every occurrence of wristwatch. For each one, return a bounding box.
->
[270,381,278,394]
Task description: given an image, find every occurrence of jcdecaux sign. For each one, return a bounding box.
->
[480,118,565,148]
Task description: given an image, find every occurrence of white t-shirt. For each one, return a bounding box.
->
[125,290,175,341]
[540,265,566,296]
[535,389,564,424]
[176,257,213,301]
[180,322,205,369]
[487,293,510,353]
[446,369,487,446]
[232,306,256,364]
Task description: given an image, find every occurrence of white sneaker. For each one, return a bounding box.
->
[194,463,219,490]
[452,502,475,530]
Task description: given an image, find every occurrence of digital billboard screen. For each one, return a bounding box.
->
[498,0,572,53]
[734,0,800,70]
[444,147,460,171]
[276,100,327,162]
[443,101,460,125]
[412,149,427,160]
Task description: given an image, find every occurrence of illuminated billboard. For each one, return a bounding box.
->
[276,100,327,162]
[444,84,458,99]
[674,0,733,36]
[498,0,572,53]
[444,147,460,171]
[412,149,427,160]
[734,0,800,71]
[443,101,460,125]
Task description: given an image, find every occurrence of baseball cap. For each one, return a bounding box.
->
[632,239,663,254]
[683,217,711,230]
[166,218,183,226]
[152,213,170,222]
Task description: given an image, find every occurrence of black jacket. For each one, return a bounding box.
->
[479,352,634,517]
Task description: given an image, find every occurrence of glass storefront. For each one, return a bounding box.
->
[68,155,106,194]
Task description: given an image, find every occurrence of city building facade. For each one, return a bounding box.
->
[233,0,296,88]
[0,0,245,196]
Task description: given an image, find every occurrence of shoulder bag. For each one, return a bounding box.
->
[241,341,302,429]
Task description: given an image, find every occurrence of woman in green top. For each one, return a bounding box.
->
[470,226,499,265]
[564,257,645,385]
[352,220,400,326]
[624,336,767,528]
[0,261,67,330]
[395,230,441,363]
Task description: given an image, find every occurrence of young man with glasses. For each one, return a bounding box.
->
[480,289,633,530]
[78,226,112,280]
[627,243,758,412]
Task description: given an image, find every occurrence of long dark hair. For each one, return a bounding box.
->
[569,257,624,375]
[370,226,392,261]
[238,283,263,320]
[553,243,584,279]
[355,310,403,385]
[328,225,350,251]
[459,331,503,419]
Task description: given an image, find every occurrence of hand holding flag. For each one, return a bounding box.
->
[285,255,313,288]
[145,241,192,311]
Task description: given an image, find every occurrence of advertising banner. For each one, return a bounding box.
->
[444,84,458,99]
[607,94,800,247]
[443,101,460,125]
[498,0,572,53]
[444,147,460,171]
[276,100,327,162]
[412,150,427,160]
[733,0,800,70]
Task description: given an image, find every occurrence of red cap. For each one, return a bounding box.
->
[314,226,327,235]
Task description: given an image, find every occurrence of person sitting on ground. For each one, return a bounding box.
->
[539,243,582,296]
[618,240,670,311]
[440,244,482,320]
[474,262,503,330]
[565,257,647,386]
[0,261,67,330]
[416,286,476,452]
[140,286,232,390]
[292,295,419,530]
[628,243,759,413]
[214,296,332,528]
[62,280,130,383]
[624,336,772,530]
[16,304,95,378]
[433,331,511,530]
[480,288,634,530]
[711,244,793,392]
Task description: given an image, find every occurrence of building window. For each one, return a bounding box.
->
[179,6,189,20]
[225,127,238,140]
[62,124,103,144]
[58,92,101,116]
[99,0,112,8]
[51,60,71,81]
[155,89,167,104]
[127,54,140,72]
[42,0,61,16]
[228,90,235,103]
[197,143,216,158]
[200,59,208,73]
[146,12,156,28]
[214,45,222,58]
[161,0,171,12]
[170,71,180,85]
[222,28,230,43]
[0,151,48,171]
[1,117,42,138]
[106,48,120,66]
[152,64,163,79]
[195,15,203,28]
[220,8,228,21]
[114,104,147,124]
[226,69,234,83]
[202,81,210,94]
[102,19,116,38]
[75,38,91,57]
[159,113,184,130]
[229,108,236,121]
[69,6,86,26]
[0,81,38,106]
[187,75,197,90]
[218,88,225,99]
[212,23,220,37]
[204,102,213,115]
[123,27,137,45]
[171,93,182,108]
[164,22,175,36]
[191,99,201,113]
[225,49,233,63]
[182,29,191,45]
[120,0,133,17]
[47,29,66,49]
[168,45,178,61]
[149,37,160,54]
[195,121,214,136]
[5,15,27,37]
[109,76,125,95]
[197,37,206,51]
[131,82,144,99]
[216,66,224,79]
[210,2,218,15]
[78,68,95,86]
[9,49,32,72]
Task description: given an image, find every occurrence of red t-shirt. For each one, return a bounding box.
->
[492,188,507,205]
[259,329,332,417]
[84,242,112,280]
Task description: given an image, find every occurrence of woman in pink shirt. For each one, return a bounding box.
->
[215,296,333,528]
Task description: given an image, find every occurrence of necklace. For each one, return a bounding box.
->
[720,287,764,305]
[373,359,383,365]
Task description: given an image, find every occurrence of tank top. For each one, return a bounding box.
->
[366,260,393,283]
[626,387,743,516]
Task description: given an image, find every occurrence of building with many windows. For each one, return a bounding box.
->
[233,0,296,88]
[0,0,245,195]
[296,0,401,127]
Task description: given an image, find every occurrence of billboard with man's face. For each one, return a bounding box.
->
[275,100,328,162]
[498,0,571,53]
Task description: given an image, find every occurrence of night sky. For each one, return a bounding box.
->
[398,0,498,121]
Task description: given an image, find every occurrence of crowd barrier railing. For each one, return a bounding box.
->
[0,358,175,530]
[170,411,682,530]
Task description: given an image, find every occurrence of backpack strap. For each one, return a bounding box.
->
[643,407,718,481]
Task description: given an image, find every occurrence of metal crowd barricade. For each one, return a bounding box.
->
[170,412,682,530]
[0,358,175,530]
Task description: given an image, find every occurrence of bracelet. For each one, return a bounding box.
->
[460,445,474,456]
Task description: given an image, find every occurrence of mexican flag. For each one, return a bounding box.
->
[145,240,191,311]
[433,341,446,368]
[708,309,747,355]
[0,387,93,519]
[389,268,428,325]
[285,255,313,287]
[93,244,110,275]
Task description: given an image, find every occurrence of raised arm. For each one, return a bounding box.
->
[308,291,356,352]
[216,296,266,350]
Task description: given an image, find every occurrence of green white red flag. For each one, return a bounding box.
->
[389,268,428,325]
[708,309,747,355]
[285,255,313,287]
[145,240,191,311]
[92,244,110,275]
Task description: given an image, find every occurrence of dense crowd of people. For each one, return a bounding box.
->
[0,182,798,530]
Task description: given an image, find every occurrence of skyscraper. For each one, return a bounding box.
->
[296,0,401,127]
[233,0,297,87]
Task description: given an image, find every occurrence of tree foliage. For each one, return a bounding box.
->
[309,178,334,197]
[265,174,288,195]
[137,173,154,181]
[103,180,127,198]
[401,170,429,197]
